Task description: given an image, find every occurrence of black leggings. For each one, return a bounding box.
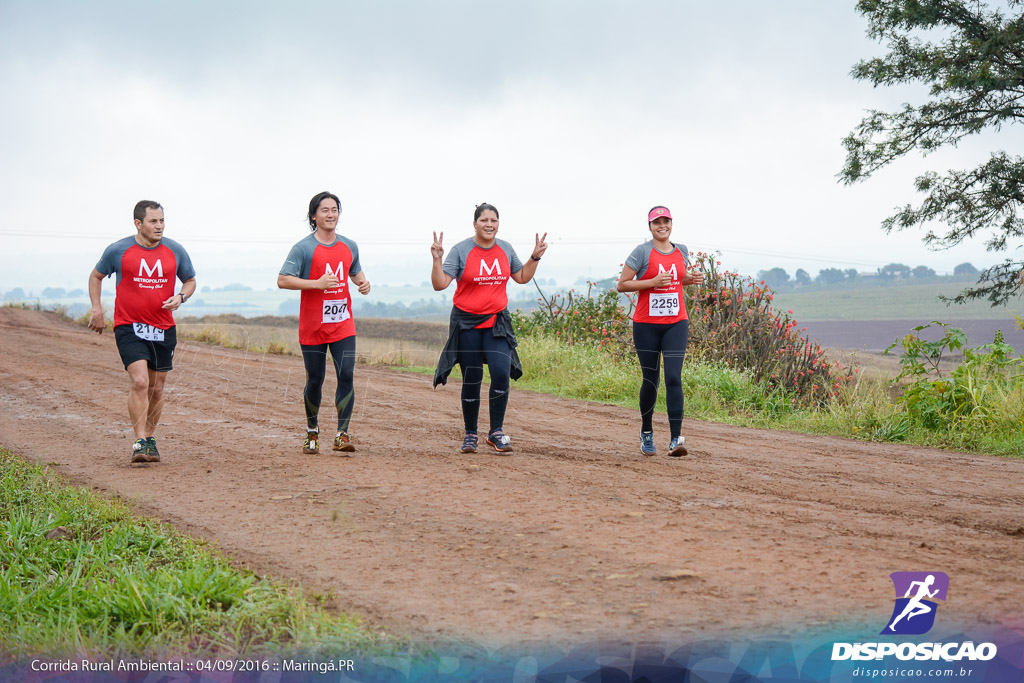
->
[458,327,512,434]
[300,336,356,432]
[633,320,689,438]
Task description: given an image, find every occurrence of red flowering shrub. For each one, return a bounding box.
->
[512,280,634,358]
[684,253,855,405]
[513,253,857,406]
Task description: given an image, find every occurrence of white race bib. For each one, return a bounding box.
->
[133,323,165,341]
[649,291,680,317]
[322,299,350,324]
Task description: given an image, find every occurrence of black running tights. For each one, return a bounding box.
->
[632,319,689,438]
[300,336,356,432]
[458,327,512,434]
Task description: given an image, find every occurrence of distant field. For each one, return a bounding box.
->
[176,308,1023,363]
[801,318,1024,353]
[768,281,1022,321]
[176,316,444,366]
[177,314,448,344]
[22,278,1020,323]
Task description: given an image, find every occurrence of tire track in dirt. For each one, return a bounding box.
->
[0,308,1021,647]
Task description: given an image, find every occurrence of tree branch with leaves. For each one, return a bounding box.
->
[840,0,1024,304]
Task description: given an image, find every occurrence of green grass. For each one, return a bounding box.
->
[405,337,777,420]
[405,336,1024,458]
[0,448,396,660]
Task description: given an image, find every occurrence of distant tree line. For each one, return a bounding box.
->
[756,262,981,289]
[3,287,87,300]
[200,283,253,293]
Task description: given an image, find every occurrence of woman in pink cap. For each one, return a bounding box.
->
[617,206,704,456]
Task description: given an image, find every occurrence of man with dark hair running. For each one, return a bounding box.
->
[278,191,371,455]
[88,200,196,463]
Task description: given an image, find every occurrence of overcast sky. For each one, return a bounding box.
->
[2,0,1021,292]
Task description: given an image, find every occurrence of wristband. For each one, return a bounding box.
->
[531,255,541,262]
[178,292,188,303]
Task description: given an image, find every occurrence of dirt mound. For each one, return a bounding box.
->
[0,308,1020,647]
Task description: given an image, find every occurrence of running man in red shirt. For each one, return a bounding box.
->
[278,191,370,455]
[431,203,548,454]
[88,200,197,464]
[617,206,704,457]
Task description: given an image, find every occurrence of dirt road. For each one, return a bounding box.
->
[1,308,1021,647]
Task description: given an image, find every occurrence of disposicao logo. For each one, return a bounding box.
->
[881,571,948,635]
[831,571,998,662]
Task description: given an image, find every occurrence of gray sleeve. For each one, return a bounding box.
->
[624,244,648,277]
[503,241,523,275]
[675,244,692,268]
[279,241,310,279]
[94,242,121,276]
[679,244,690,269]
[443,241,470,281]
[166,239,196,282]
[348,241,361,277]
[334,235,362,276]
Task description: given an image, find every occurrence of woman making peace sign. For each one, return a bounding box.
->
[431,203,548,454]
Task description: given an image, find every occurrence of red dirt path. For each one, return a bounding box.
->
[0,308,1021,647]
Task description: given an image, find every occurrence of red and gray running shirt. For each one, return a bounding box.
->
[625,240,690,325]
[280,233,362,345]
[95,236,196,329]
[443,238,523,329]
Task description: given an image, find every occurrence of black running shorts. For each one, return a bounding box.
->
[114,324,177,371]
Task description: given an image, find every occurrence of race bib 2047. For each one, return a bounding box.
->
[322,299,350,324]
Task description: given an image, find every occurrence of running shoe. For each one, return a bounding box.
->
[333,431,355,453]
[303,430,320,455]
[460,432,479,453]
[640,431,656,456]
[668,435,688,457]
[130,438,148,463]
[486,430,513,454]
[145,437,161,462]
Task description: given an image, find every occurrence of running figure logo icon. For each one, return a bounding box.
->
[881,571,949,635]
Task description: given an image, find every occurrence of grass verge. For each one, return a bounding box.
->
[0,448,395,661]
[404,336,1024,458]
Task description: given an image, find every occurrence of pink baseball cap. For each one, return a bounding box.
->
[648,206,672,222]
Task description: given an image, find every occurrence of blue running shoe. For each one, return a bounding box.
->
[668,435,688,457]
[461,432,478,453]
[640,431,656,456]
[486,430,513,454]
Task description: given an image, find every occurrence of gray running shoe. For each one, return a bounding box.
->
[668,435,688,457]
[640,431,656,456]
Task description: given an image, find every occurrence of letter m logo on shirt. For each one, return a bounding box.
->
[657,263,678,279]
[139,258,163,277]
[325,262,345,280]
[480,259,502,276]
